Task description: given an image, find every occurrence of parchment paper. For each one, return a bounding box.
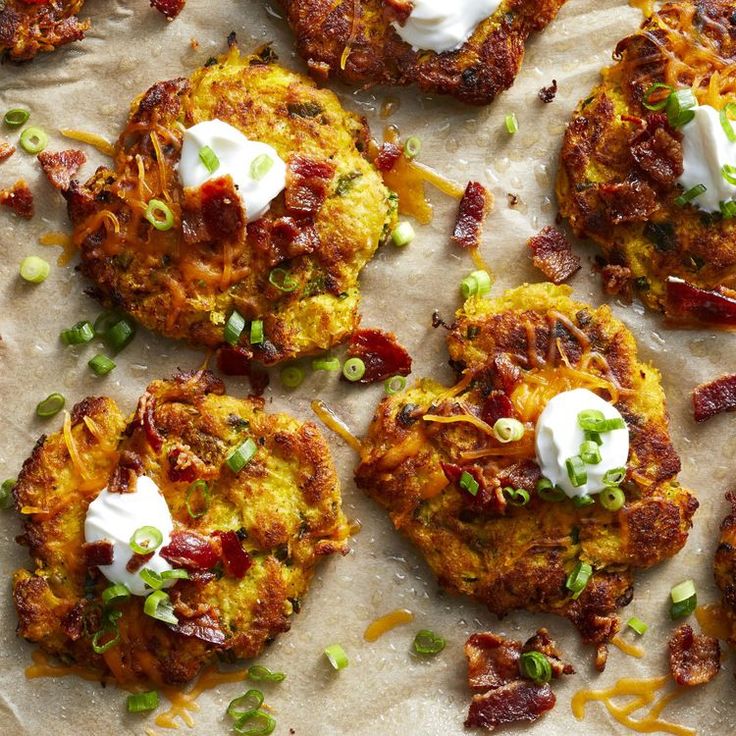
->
[1,1,735,734]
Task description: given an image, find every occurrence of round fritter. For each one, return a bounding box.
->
[278,0,568,105]
[714,493,736,648]
[66,45,396,364]
[0,0,88,61]
[356,283,697,659]
[12,371,349,686]
[556,0,736,318]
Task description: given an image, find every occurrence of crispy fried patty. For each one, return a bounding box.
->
[714,492,736,648]
[356,284,697,658]
[557,0,736,317]
[278,0,567,105]
[65,45,395,364]
[12,371,349,686]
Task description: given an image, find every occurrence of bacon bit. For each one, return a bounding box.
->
[0,140,15,163]
[346,328,412,383]
[82,540,114,567]
[172,612,226,645]
[214,346,269,396]
[150,0,186,20]
[248,216,320,267]
[600,264,632,299]
[383,0,412,22]
[284,155,335,218]
[522,629,575,678]
[631,126,683,186]
[441,462,505,515]
[135,393,164,453]
[665,277,736,327]
[466,681,556,730]
[481,391,515,426]
[0,180,34,219]
[126,551,154,573]
[214,530,253,578]
[374,142,402,172]
[452,181,492,250]
[466,632,522,691]
[200,176,244,240]
[107,450,143,494]
[497,460,541,493]
[160,531,219,571]
[692,373,736,422]
[668,624,720,687]
[60,602,86,641]
[167,446,199,483]
[538,80,558,103]
[598,180,658,224]
[527,226,581,284]
[37,149,86,192]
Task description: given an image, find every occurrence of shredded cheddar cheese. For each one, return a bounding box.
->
[311,399,362,452]
[39,231,75,266]
[363,609,414,642]
[59,128,115,157]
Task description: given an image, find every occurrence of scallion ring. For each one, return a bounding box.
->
[127,691,160,713]
[144,199,174,231]
[130,525,164,555]
[412,629,446,656]
[60,320,95,345]
[88,354,116,376]
[199,145,220,174]
[185,479,211,519]
[492,417,524,443]
[602,467,626,486]
[227,689,264,720]
[19,126,48,154]
[503,487,530,507]
[324,643,349,670]
[91,625,120,654]
[143,590,178,625]
[3,108,29,127]
[572,494,595,508]
[505,113,519,134]
[519,651,552,684]
[391,221,415,247]
[101,583,131,606]
[626,616,648,636]
[642,82,673,111]
[105,317,136,352]
[385,375,406,395]
[268,267,298,293]
[160,569,189,581]
[670,579,697,619]
[577,409,605,431]
[233,711,276,736]
[565,455,587,488]
[250,154,274,180]
[536,478,566,502]
[674,183,707,207]
[0,478,16,510]
[459,470,479,497]
[35,392,65,418]
[666,88,697,128]
[250,319,264,345]
[140,568,164,591]
[312,356,341,372]
[226,438,257,474]
[579,440,602,465]
[403,136,421,160]
[721,102,736,143]
[224,310,246,346]
[565,560,593,600]
[93,310,124,337]
[460,269,492,299]
[280,365,304,389]
[19,255,50,284]
[342,357,366,382]
[720,199,736,219]
[247,665,286,683]
[600,486,625,511]
[722,164,736,186]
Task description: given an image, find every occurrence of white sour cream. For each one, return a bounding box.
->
[391,0,500,54]
[534,388,629,499]
[84,475,175,596]
[179,119,287,222]
[678,104,736,212]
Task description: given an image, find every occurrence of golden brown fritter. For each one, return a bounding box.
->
[714,492,736,648]
[356,284,697,662]
[12,371,349,686]
[61,45,395,365]
[0,0,88,61]
[557,0,736,320]
[278,0,568,105]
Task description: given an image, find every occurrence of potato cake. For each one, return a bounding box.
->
[356,283,697,664]
[60,44,396,364]
[278,0,568,105]
[714,492,736,649]
[12,371,349,685]
[557,0,736,323]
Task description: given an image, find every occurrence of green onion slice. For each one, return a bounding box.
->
[36,392,65,418]
[722,164,736,186]
[626,616,648,636]
[720,199,736,219]
[19,126,48,154]
[224,310,246,346]
[250,319,264,345]
[226,438,257,474]
[566,560,593,600]
[91,610,122,654]
[600,486,625,511]
[93,310,123,337]
[460,269,492,299]
[572,494,595,508]
[324,643,349,670]
[105,318,136,352]
[642,83,673,111]
[537,478,566,502]
[227,689,264,720]
[88,354,116,376]
[342,357,366,382]
[199,145,220,174]
[493,417,525,443]
[144,199,175,231]
[130,525,164,554]
[670,579,697,620]
[385,375,407,395]
[459,470,479,497]
[280,365,304,389]
[3,108,30,127]
[143,590,178,625]
[391,221,415,247]
[61,320,95,345]
[720,103,736,142]
[565,455,587,488]
[247,665,286,682]
[579,440,602,465]
[505,113,519,134]
[19,255,50,284]
[312,356,341,372]
[519,651,552,684]
[412,629,446,656]
[577,409,605,430]
[185,479,211,519]
[674,183,707,207]
[127,691,160,713]
[0,478,16,510]
[268,267,298,293]
[140,568,164,590]
[101,583,130,606]
[584,429,602,446]
[671,579,696,604]
[250,154,274,180]
[233,711,276,736]
[404,136,422,160]
[602,467,626,486]
[503,487,530,507]
[666,88,697,128]
[160,569,189,581]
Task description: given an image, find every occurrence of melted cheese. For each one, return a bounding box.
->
[311,399,362,452]
[363,609,415,642]
[612,635,645,659]
[59,128,114,157]
[695,603,732,640]
[39,231,76,266]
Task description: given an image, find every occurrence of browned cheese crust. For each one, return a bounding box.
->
[356,284,697,663]
[12,371,349,686]
[278,0,568,105]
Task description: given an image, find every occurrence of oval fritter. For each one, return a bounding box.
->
[12,371,349,686]
[278,0,568,105]
[714,492,736,648]
[556,0,736,322]
[356,283,697,663]
[62,45,395,364]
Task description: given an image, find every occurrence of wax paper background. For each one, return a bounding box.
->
[1,0,735,734]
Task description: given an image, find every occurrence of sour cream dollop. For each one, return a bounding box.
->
[678,104,736,212]
[535,388,629,499]
[179,119,287,222]
[84,475,175,596]
[391,0,500,54]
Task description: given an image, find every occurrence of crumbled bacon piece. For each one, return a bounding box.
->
[0,180,34,219]
[522,629,575,678]
[452,181,492,250]
[167,446,199,483]
[172,611,226,644]
[346,328,412,383]
[665,277,736,327]
[215,346,269,396]
[466,632,522,691]
[383,0,413,23]
[598,180,658,224]
[134,392,164,453]
[160,530,219,571]
[150,0,186,20]
[0,140,15,163]
[481,391,515,426]
[214,530,253,578]
[527,225,581,284]
[82,540,114,567]
[37,149,86,192]
[466,681,556,731]
[497,460,541,494]
[692,373,736,423]
[284,155,335,217]
[441,462,505,515]
[107,451,144,494]
[631,126,683,186]
[374,142,402,172]
[600,264,632,298]
[538,80,558,103]
[201,176,244,239]
[126,551,154,573]
[668,624,720,686]
[248,216,320,267]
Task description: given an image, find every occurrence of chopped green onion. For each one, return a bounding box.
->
[130,525,164,555]
[199,145,220,174]
[19,126,48,154]
[412,629,446,656]
[228,689,264,720]
[670,579,696,604]
[385,375,406,395]
[105,317,136,352]
[36,392,65,418]
[143,590,178,625]
[160,569,189,581]
[324,643,349,670]
[565,455,587,488]
[224,310,246,346]
[404,136,422,160]
[584,429,602,446]
[600,486,625,511]
[566,561,593,600]
[720,103,736,142]
[572,494,595,508]
[602,467,626,486]
[460,269,492,299]
[666,88,697,128]
[61,320,95,345]
[250,154,274,180]
[670,580,697,620]
[722,164,736,186]
[226,438,257,473]
[93,310,123,337]
[312,356,340,372]
[88,354,116,376]
[101,584,131,606]
[250,319,264,345]
[91,623,120,654]
[536,478,566,502]
[127,691,160,713]
[144,199,174,231]
[577,409,605,431]
[626,617,648,636]
[280,365,304,389]
[233,711,276,736]
[642,83,673,111]
[268,267,297,293]
[674,183,707,207]
[19,255,50,283]
[720,199,736,219]
[342,357,366,382]
[247,665,286,683]
[459,470,479,496]
[140,568,164,591]
[505,113,519,134]
[3,108,29,127]
[492,417,525,443]
[503,487,530,506]
[519,651,552,684]
[185,479,211,519]
[0,478,16,510]
[579,440,602,465]
[391,221,415,247]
